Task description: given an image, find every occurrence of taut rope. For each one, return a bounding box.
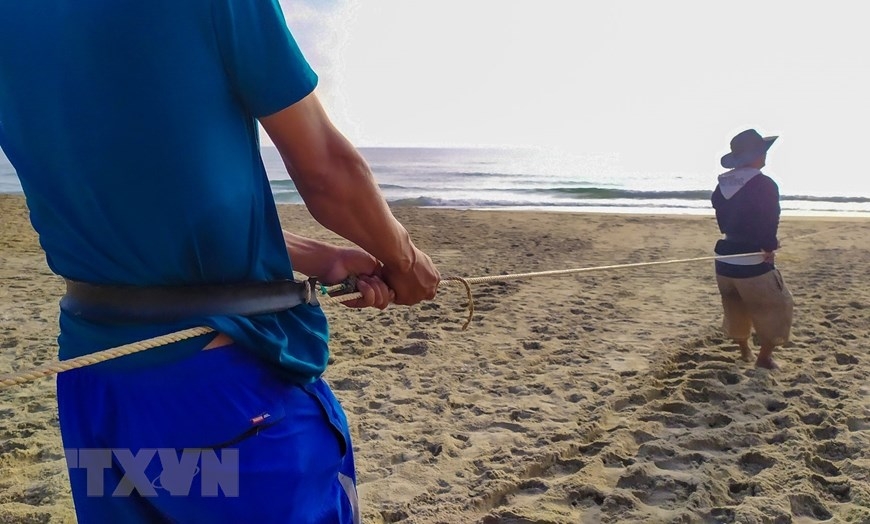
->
[0,327,214,388]
[0,251,764,389]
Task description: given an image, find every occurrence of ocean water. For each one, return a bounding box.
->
[3,147,869,217]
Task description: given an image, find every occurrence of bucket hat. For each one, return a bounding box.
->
[721,129,777,169]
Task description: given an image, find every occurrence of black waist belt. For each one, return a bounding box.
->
[60,278,320,324]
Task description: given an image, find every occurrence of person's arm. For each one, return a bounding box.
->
[282,230,394,309]
[711,185,727,234]
[756,177,781,253]
[260,92,439,305]
[753,176,781,263]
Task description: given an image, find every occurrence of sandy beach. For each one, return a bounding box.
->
[1,192,869,523]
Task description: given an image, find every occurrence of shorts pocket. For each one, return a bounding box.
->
[202,403,288,450]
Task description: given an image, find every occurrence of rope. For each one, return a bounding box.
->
[0,250,763,389]
[0,326,213,389]
[441,251,764,285]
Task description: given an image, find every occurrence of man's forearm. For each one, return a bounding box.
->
[304,193,415,273]
[282,230,341,278]
[291,148,416,273]
[260,94,417,274]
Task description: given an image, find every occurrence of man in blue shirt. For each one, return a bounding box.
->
[0,0,440,522]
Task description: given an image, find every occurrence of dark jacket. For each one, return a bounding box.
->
[711,173,780,278]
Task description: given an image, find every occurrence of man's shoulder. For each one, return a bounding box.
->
[746,173,780,203]
[750,173,779,190]
[756,172,777,184]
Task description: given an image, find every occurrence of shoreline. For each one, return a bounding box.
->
[295,200,870,220]
[2,194,870,523]
[436,206,870,220]
[2,190,870,219]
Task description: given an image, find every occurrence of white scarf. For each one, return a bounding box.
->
[717,167,761,199]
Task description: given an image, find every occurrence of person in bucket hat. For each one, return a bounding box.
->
[710,129,794,370]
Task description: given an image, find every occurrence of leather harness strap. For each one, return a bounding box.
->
[60,277,320,324]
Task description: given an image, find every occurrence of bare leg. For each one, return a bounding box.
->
[736,339,754,362]
[755,343,779,370]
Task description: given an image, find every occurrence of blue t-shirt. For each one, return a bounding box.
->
[0,0,329,381]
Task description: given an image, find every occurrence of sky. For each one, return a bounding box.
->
[281,0,869,195]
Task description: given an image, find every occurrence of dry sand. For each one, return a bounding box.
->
[1,193,869,523]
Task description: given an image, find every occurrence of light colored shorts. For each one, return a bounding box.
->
[716,269,794,346]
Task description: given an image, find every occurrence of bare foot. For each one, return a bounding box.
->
[755,356,780,370]
[740,345,755,362]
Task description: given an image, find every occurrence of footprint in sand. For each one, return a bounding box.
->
[567,485,606,509]
[692,368,743,386]
[815,386,840,399]
[658,401,698,416]
[407,330,439,341]
[390,341,429,356]
[653,452,708,472]
[766,430,791,444]
[615,465,697,509]
[600,451,635,468]
[810,474,852,502]
[703,412,733,429]
[728,480,762,503]
[329,377,371,391]
[637,400,701,429]
[783,388,804,398]
[807,455,841,477]
[789,493,833,521]
[737,451,776,475]
[611,389,660,412]
[811,425,839,440]
[846,417,870,431]
[765,399,788,413]
[681,379,736,404]
[702,507,737,522]
[834,352,859,365]
[815,441,860,462]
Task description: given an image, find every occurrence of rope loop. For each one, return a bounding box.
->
[442,276,474,331]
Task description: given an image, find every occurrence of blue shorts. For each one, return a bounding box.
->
[57,343,359,524]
